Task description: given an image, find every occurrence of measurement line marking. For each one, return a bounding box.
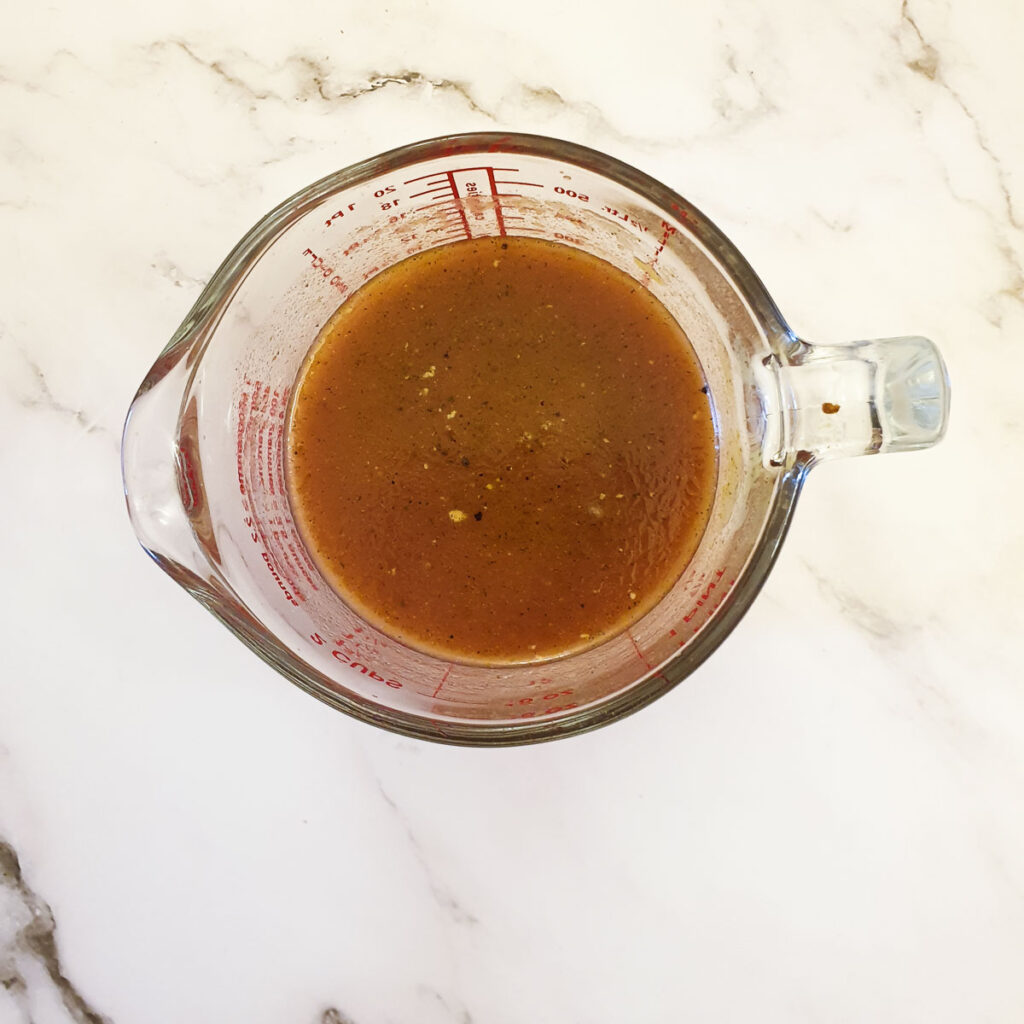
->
[628,633,670,685]
[432,664,453,698]
[485,168,507,236]
[404,171,453,184]
[445,171,472,239]
[408,186,454,199]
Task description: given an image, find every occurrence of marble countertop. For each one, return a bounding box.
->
[2,0,1023,1021]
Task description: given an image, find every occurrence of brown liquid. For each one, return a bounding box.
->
[286,236,716,663]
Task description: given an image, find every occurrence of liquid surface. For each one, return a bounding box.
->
[287,236,716,663]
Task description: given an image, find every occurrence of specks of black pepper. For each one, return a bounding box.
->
[460,456,470,467]
[501,242,508,249]
[474,511,483,521]
[701,385,709,394]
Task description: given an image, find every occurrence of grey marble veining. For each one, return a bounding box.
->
[0,840,110,1023]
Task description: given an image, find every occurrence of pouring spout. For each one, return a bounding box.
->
[121,344,210,579]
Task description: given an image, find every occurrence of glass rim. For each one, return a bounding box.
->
[137,131,808,746]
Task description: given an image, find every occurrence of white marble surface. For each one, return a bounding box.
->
[2,0,1023,1020]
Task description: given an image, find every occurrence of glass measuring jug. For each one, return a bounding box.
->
[122,133,949,745]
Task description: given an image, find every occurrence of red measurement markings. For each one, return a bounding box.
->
[261,383,322,589]
[668,202,692,223]
[682,569,725,623]
[505,684,578,719]
[325,203,356,227]
[444,171,473,238]
[301,248,348,294]
[603,207,649,233]
[431,663,453,699]
[628,633,670,685]
[552,185,589,202]
[403,165,525,187]
[406,177,452,200]
[676,570,736,637]
[640,220,677,286]
[235,385,249,499]
[310,631,403,689]
[484,168,507,235]
[497,221,548,235]
[267,390,282,496]
[419,193,470,243]
[492,176,543,190]
[485,168,543,237]
[505,688,574,707]
[267,403,320,592]
[237,379,322,606]
[417,200,469,217]
[256,389,270,496]
[492,170,544,235]
[404,167,543,240]
[238,385,300,607]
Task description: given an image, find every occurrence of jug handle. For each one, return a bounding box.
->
[759,335,950,467]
